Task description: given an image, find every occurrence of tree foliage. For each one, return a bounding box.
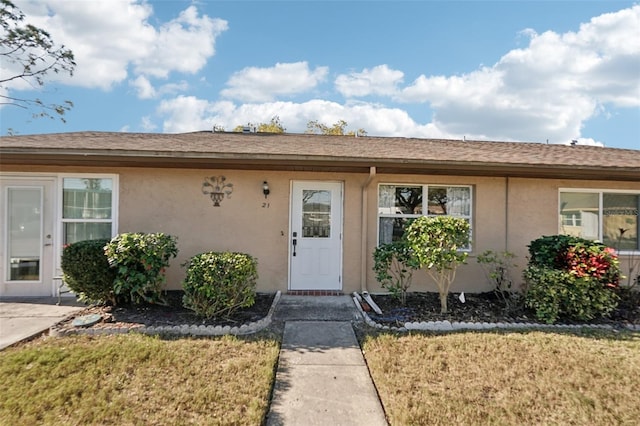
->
[405,216,470,313]
[233,115,286,133]
[305,119,367,136]
[0,0,75,123]
[373,239,417,305]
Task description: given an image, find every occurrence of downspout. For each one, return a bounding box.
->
[360,166,377,293]
[505,177,510,252]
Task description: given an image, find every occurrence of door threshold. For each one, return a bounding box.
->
[286,290,344,296]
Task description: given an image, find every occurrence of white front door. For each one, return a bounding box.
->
[0,178,56,297]
[289,181,343,291]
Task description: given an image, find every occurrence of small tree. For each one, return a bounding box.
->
[405,216,470,313]
[305,119,366,136]
[373,239,417,305]
[233,115,286,133]
[1,0,76,123]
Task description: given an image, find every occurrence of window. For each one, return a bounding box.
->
[378,184,472,247]
[61,177,116,244]
[559,190,640,252]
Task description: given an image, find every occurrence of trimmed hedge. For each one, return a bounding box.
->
[182,251,257,319]
[61,239,116,304]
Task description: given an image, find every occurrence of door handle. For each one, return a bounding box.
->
[292,232,297,256]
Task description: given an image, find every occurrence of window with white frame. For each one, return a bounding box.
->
[559,190,640,252]
[61,177,116,245]
[378,184,472,247]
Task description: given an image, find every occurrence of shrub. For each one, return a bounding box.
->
[405,216,470,313]
[61,239,116,304]
[524,235,620,323]
[105,233,178,305]
[476,250,524,315]
[182,251,258,319]
[373,239,417,305]
[524,266,619,324]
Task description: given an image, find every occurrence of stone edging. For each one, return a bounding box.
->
[50,291,282,337]
[351,293,640,332]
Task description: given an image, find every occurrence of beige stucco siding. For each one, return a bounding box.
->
[117,168,368,292]
[363,175,509,294]
[2,165,638,295]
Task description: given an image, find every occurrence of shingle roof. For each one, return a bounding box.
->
[1,131,639,181]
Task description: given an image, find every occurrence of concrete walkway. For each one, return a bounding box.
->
[266,296,387,426]
[0,297,85,350]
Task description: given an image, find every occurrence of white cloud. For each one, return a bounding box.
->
[10,1,227,90]
[133,6,228,78]
[129,76,189,99]
[335,65,404,97]
[220,62,329,102]
[130,76,156,99]
[157,96,449,138]
[394,5,640,143]
[140,115,157,132]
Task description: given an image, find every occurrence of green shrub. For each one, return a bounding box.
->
[524,266,619,324]
[61,239,116,304]
[477,250,524,315]
[105,233,178,305]
[373,239,417,305]
[405,216,470,313]
[182,252,258,319]
[524,235,620,323]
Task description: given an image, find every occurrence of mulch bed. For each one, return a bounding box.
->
[55,290,639,334]
[54,292,276,333]
[364,291,640,329]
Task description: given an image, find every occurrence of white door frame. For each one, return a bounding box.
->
[288,181,343,291]
[1,177,56,297]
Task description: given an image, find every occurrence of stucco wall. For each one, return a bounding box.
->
[117,168,368,292]
[2,166,638,295]
[363,175,509,294]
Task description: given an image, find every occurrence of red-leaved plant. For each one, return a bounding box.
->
[558,243,620,289]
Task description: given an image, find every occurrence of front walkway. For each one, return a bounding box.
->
[266,295,387,425]
[0,297,84,350]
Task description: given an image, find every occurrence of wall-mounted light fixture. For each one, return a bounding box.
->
[262,181,270,199]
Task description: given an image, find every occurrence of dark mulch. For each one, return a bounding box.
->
[364,291,640,328]
[56,289,639,333]
[56,292,276,332]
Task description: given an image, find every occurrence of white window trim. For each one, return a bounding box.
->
[559,188,640,254]
[55,174,119,275]
[377,183,473,250]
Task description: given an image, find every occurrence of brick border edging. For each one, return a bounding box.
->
[50,291,282,338]
[351,293,640,332]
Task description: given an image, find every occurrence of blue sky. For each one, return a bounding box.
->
[2,0,639,150]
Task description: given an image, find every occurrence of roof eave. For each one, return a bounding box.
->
[1,149,638,181]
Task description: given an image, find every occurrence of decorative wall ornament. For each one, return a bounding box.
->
[202,176,233,207]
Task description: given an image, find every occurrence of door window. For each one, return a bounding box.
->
[302,190,331,238]
[6,187,42,281]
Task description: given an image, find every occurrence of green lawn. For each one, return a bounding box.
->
[0,333,280,426]
[362,329,640,426]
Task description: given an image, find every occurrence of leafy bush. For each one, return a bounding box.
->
[476,250,524,315]
[373,239,417,305]
[524,266,619,324]
[405,216,470,313]
[105,233,178,305]
[524,235,620,323]
[182,251,258,319]
[61,239,116,304]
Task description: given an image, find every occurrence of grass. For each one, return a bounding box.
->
[0,333,280,426]
[362,329,640,425]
